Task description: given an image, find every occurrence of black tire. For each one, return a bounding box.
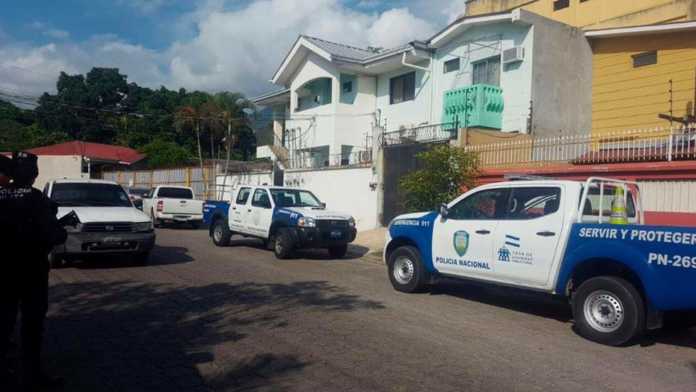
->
[272,228,294,259]
[572,276,645,346]
[328,244,348,259]
[387,246,429,293]
[211,219,232,247]
[151,210,161,228]
[48,252,67,269]
[133,251,150,266]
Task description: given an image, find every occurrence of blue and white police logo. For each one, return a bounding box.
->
[453,230,470,257]
[498,247,511,262]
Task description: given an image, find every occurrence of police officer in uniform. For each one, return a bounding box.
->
[1,152,68,391]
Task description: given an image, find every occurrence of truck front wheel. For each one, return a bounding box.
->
[328,244,348,259]
[272,228,295,259]
[212,219,231,247]
[387,246,429,293]
[572,276,645,346]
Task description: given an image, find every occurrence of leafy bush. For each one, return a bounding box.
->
[139,139,192,168]
[400,144,479,212]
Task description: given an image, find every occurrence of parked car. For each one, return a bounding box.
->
[204,186,357,259]
[384,177,696,346]
[44,179,155,266]
[142,185,204,229]
[126,187,150,210]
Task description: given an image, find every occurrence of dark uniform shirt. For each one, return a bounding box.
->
[0,186,66,277]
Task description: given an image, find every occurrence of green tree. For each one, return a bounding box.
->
[139,139,192,168]
[400,145,480,212]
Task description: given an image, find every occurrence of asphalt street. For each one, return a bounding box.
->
[40,228,696,391]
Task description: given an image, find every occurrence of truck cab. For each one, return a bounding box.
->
[385,177,696,346]
[206,186,357,259]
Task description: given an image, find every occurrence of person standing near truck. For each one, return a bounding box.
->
[0,152,67,390]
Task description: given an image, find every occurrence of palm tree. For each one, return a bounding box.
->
[175,105,206,194]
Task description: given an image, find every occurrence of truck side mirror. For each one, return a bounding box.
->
[439,203,449,220]
[320,202,326,209]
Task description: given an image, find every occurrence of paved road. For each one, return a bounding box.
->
[39,228,696,391]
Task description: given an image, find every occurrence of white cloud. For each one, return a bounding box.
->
[119,0,169,14]
[0,0,464,98]
[44,29,70,39]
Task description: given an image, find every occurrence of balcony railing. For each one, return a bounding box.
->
[380,122,459,147]
[463,126,696,168]
[284,149,373,170]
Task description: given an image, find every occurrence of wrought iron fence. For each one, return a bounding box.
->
[380,122,459,146]
[463,125,696,168]
[284,149,373,170]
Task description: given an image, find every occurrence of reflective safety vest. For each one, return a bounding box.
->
[609,186,629,225]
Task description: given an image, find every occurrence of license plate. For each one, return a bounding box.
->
[103,236,123,243]
[174,215,191,220]
[330,230,343,239]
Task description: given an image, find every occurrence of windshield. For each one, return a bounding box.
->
[157,187,194,199]
[51,183,133,207]
[270,189,322,208]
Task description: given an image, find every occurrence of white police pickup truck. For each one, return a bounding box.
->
[204,186,357,259]
[385,177,696,346]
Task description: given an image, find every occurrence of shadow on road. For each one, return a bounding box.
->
[430,279,572,322]
[37,279,383,391]
[71,245,195,269]
[224,237,368,261]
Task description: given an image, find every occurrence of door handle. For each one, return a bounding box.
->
[232,207,237,210]
[536,231,556,237]
[475,229,491,235]
[248,209,252,212]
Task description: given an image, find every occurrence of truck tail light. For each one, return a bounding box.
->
[156,200,163,212]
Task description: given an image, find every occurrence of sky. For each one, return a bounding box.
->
[0,0,467,99]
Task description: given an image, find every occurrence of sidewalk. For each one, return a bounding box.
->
[350,226,387,264]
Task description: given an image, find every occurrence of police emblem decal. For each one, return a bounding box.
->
[453,231,470,257]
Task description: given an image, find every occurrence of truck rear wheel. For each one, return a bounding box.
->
[212,219,231,247]
[572,276,645,346]
[387,246,429,293]
[272,228,294,259]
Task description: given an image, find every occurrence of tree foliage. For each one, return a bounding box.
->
[139,140,192,169]
[0,67,256,167]
[400,145,480,212]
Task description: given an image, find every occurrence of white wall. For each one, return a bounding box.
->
[215,171,274,201]
[284,167,379,231]
[376,67,433,131]
[35,155,86,190]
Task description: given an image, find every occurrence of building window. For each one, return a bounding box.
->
[472,56,501,86]
[553,0,569,11]
[632,51,657,68]
[390,72,416,104]
[444,58,460,74]
[342,81,353,93]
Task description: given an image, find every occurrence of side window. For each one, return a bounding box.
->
[251,189,272,209]
[507,187,561,220]
[236,187,251,205]
[43,183,50,196]
[449,189,510,220]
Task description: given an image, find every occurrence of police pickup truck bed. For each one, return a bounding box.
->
[204,186,357,259]
[384,177,696,346]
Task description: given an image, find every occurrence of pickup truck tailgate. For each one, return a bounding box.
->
[162,199,203,215]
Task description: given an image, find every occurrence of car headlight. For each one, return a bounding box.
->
[348,217,356,228]
[297,217,316,228]
[134,221,154,232]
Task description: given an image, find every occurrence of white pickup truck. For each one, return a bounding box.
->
[45,179,155,266]
[385,177,696,346]
[142,185,204,229]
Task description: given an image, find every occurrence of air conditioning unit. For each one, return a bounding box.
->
[502,46,524,64]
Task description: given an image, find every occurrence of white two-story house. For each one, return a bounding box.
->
[254,9,592,168]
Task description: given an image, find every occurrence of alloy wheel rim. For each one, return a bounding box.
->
[214,225,223,242]
[393,256,415,285]
[583,290,625,333]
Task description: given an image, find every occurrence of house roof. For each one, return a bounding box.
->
[27,141,145,165]
[270,10,527,86]
[302,35,381,62]
[252,88,290,105]
[585,20,696,38]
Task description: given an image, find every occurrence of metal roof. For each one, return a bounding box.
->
[301,35,381,61]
